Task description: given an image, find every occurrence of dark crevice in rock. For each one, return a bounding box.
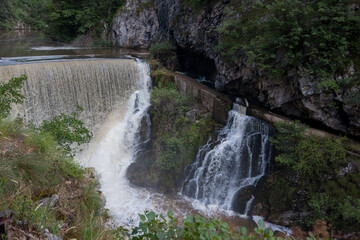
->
[176,47,217,86]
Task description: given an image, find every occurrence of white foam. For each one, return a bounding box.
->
[253,216,293,236]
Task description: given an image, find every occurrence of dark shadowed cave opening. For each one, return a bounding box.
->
[176,47,217,88]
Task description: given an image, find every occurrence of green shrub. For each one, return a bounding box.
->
[150,69,175,88]
[0,75,106,238]
[217,0,360,79]
[144,85,218,191]
[343,91,360,106]
[10,194,61,234]
[116,210,308,240]
[47,0,125,41]
[270,121,307,169]
[271,121,359,232]
[0,0,49,30]
[272,121,347,180]
[0,117,24,137]
[149,42,179,70]
[39,106,93,155]
[150,42,174,58]
[184,0,217,12]
[0,75,26,119]
[25,130,58,155]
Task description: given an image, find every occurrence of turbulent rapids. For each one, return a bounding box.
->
[0,58,275,228]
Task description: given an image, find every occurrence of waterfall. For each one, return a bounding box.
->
[75,59,155,225]
[1,58,275,224]
[181,106,273,215]
[0,59,140,129]
[0,59,159,224]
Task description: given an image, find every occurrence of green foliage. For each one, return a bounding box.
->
[116,210,305,240]
[0,117,24,137]
[270,121,307,169]
[343,91,360,106]
[150,69,175,88]
[340,197,360,223]
[184,0,217,12]
[0,75,26,119]
[150,42,174,58]
[0,76,106,238]
[47,0,125,41]
[10,194,61,234]
[271,121,359,232]
[316,79,340,91]
[39,106,92,155]
[59,158,86,179]
[147,85,218,191]
[217,0,360,79]
[0,0,50,29]
[156,137,183,171]
[272,121,347,180]
[149,42,179,71]
[0,125,60,196]
[0,117,105,238]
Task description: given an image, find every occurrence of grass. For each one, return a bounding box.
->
[0,118,108,239]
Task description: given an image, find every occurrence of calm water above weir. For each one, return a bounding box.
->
[0,30,148,65]
[0,31,290,233]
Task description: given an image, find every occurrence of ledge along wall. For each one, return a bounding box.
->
[166,70,360,156]
[172,71,232,124]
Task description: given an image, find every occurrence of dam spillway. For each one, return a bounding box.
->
[0,59,140,128]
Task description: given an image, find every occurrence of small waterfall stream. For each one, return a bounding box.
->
[181,106,273,215]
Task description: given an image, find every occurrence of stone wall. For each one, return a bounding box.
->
[172,72,231,124]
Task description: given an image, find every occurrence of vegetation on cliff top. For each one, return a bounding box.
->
[217,0,360,77]
[216,0,360,104]
[0,0,125,42]
[47,0,124,41]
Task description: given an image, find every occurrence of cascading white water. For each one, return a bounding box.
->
[74,59,159,225]
[181,106,273,215]
[1,59,172,225]
[1,58,277,228]
[0,59,139,128]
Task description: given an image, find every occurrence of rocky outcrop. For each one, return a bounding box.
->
[111,0,161,48]
[111,0,360,137]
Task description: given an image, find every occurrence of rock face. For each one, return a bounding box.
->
[111,0,360,137]
[111,0,161,48]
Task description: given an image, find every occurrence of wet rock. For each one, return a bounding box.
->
[45,228,62,240]
[251,176,270,217]
[185,109,198,121]
[84,167,98,180]
[269,211,310,226]
[37,194,59,209]
[231,185,255,214]
[338,162,358,176]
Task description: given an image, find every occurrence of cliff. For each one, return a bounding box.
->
[111,0,360,138]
